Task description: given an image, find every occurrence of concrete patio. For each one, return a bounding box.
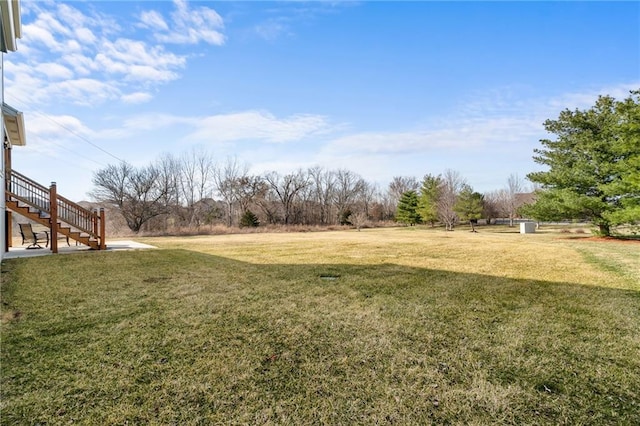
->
[3,239,156,259]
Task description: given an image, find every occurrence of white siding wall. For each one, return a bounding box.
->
[0,0,19,262]
[1,53,5,262]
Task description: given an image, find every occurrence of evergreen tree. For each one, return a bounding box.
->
[418,174,442,227]
[239,210,260,228]
[602,91,640,229]
[396,190,421,226]
[454,185,484,232]
[525,92,640,236]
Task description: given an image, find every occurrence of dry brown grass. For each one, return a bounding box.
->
[139,226,637,290]
[2,226,639,424]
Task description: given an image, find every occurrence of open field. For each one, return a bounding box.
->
[2,227,639,424]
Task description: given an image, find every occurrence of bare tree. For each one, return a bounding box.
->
[91,162,171,233]
[387,176,419,212]
[236,175,268,215]
[437,169,466,231]
[482,190,502,225]
[154,153,181,230]
[213,157,249,227]
[505,173,525,227]
[264,170,310,225]
[255,185,280,225]
[308,166,336,225]
[333,169,366,224]
[357,181,378,219]
[91,162,132,210]
[299,170,315,225]
[378,190,397,221]
[369,186,392,221]
[348,211,368,231]
[178,147,215,228]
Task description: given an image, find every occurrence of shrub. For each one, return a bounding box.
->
[340,209,353,226]
[240,210,260,228]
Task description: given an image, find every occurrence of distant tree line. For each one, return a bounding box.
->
[92,91,639,235]
[92,151,396,233]
[91,151,529,234]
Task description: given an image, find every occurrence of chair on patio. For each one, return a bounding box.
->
[19,223,49,249]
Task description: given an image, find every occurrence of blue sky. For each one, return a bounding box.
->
[5,0,639,201]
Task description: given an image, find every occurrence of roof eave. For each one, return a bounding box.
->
[3,103,26,146]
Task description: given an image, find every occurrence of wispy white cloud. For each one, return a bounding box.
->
[61,53,95,76]
[22,22,64,51]
[187,111,334,143]
[28,113,93,140]
[322,81,639,160]
[89,110,336,146]
[546,82,639,112]
[74,27,97,45]
[322,116,541,156]
[251,2,352,42]
[121,92,154,104]
[255,20,291,41]
[57,3,91,28]
[46,79,121,106]
[119,113,194,132]
[95,39,185,83]
[139,10,169,32]
[34,62,74,80]
[140,0,225,45]
[95,82,639,167]
[16,113,94,160]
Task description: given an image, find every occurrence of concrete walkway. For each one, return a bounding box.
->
[3,240,156,260]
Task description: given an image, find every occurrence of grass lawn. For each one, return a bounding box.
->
[1,227,639,424]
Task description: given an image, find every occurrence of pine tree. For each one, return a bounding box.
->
[525,91,640,236]
[396,190,421,226]
[454,185,484,232]
[418,174,442,227]
[239,210,260,228]
[602,91,640,229]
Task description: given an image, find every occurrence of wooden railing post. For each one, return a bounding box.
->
[6,212,12,249]
[99,208,106,250]
[50,182,58,254]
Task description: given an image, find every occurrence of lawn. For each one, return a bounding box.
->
[1,227,639,424]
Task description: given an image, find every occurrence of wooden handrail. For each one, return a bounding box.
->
[6,170,106,250]
[57,193,99,235]
[6,170,50,212]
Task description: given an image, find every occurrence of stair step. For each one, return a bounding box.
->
[7,192,105,250]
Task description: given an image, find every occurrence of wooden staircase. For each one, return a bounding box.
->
[6,170,106,252]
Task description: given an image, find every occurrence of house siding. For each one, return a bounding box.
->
[0,0,20,262]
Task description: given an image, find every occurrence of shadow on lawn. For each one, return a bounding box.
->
[1,249,639,425]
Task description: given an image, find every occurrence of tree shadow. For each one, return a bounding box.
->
[2,248,639,424]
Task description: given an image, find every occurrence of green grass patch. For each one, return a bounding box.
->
[2,229,639,424]
[570,240,640,287]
